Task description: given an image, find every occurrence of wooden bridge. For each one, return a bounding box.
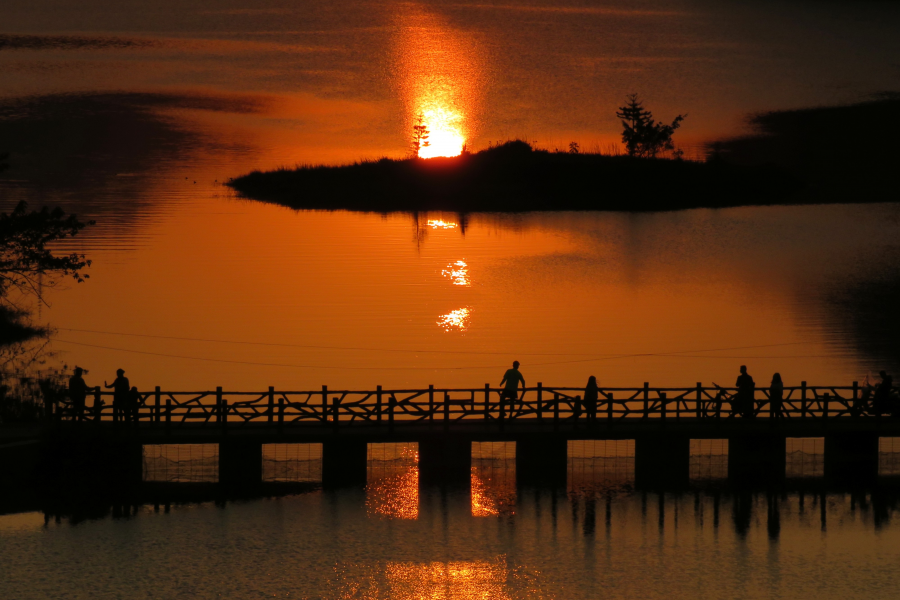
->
[42,382,900,490]
[53,381,882,428]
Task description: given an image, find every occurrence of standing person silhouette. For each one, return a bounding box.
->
[736,365,755,418]
[584,376,599,425]
[68,367,89,421]
[105,369,130,424]
[874,370,894,413]
[769,373,784,419]
[500,361,526,415]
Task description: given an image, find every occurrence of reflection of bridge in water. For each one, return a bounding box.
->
[42,383,900,490]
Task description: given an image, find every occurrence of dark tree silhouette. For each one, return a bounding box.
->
[411,114,431,158]
[616,94,686,158]
[0,201,93,312]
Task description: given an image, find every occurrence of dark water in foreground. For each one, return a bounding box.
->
[4,486,900,599]
[4,446,900,600]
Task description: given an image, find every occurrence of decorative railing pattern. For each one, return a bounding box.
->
[49,381,890,430]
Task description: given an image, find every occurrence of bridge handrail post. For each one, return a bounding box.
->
[221,399,228,433]
[429,385,434,424]
[823,393,829,420]
[801,381,807,418]
[216,387,223,423]
[537,382,543,422]
[165,399,171,436]
[332,394,340,432]
[696,382,702,419]
[155,386,161,423]
[769,387,776,420]
[94,387,102,423]
[484,384,490,420]
[852,381,859,417]
[278,397,285,433]
[377,385,383,423]
[444,392,450,432]
[499,391,506,432]
[553,393,559,432]
[660,392,667,424]
[322,385,328,423]
[388,394,395,433]
[607,393,613,428]
[268,387,275,423]
[643,382,649,420]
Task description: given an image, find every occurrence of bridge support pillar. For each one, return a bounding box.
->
[322,439,368,488]
[219,440,262,487]
[516,437,567,487]
[419,437,471,487]
[729,435,785,485]
[825,434,878,484]
[635,435,689,488]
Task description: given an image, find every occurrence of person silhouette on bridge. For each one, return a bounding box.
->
[584,376,599,425]
[874,370,894,413]
[736,365,755,418]
[500,361,526,414]
[68,367,89,422]
[105,369,130,423]
[769,373,784,419]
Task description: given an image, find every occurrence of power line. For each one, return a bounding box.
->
[53,338,831,372]
[55,326,811,358]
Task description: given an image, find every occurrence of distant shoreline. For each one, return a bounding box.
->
[226,141,802,213]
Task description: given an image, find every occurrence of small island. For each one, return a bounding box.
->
[227,140,800,213]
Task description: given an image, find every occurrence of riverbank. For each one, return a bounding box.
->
[227,141,801,212]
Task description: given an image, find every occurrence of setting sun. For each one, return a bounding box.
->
[418,107,465,158]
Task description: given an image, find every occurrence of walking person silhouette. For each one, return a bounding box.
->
[499,361,526,415]
[105,369,130,424]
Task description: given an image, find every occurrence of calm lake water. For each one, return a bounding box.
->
[4,474,900,599]
[2,1,900,597]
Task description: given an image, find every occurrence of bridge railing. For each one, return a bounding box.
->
[48,381,880,428]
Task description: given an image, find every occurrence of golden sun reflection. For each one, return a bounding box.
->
[367,444,419,520]
[383,558,512,599]
[442,260,470,286]
[427,219,458,229]
[471,442,516,517]
[332,556,554,600]
[437,307,471,332]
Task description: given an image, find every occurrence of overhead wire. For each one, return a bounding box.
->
[53,333,832,371]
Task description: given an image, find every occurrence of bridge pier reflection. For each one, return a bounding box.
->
[635,436,690,488]
[729,435,786,484]
[824,433,879,484]
[323,439,367,487]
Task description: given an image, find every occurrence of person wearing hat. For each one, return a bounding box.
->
[105,369,130,423]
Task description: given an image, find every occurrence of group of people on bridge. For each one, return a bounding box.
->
[499,361,897,420]
[67,367,141,423]
[57,361,898,423]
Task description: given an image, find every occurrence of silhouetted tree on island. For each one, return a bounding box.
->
[616,94,686,158]
[411,114,431,158]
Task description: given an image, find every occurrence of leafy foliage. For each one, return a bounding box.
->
[0,201,93,308]
[411,114,430,158]
[616,94,686,158]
